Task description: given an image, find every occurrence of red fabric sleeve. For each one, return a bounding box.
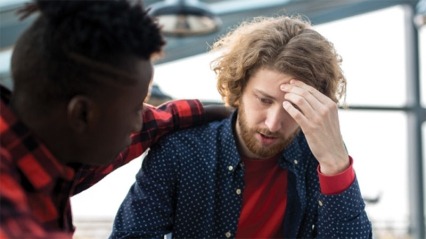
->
[0,149,72,239]
[317,156,355,195]
[73,99,204,194]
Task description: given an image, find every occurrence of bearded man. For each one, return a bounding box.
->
[110,15,372,239]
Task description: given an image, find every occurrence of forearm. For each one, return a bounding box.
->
[316,178,372,238]
[73,99,207,194]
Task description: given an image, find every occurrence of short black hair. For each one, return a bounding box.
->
[11,0,165,109]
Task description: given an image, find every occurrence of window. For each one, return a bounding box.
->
[70,4,424,239]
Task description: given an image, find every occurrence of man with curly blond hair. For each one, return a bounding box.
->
[111,15,372,239]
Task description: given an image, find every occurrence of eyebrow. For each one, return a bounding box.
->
[253,89,279,102]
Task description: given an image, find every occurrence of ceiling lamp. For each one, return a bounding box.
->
[147,0,221,37]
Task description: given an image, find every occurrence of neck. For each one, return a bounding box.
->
[11,98,77,165]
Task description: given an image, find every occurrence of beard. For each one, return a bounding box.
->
[237,103,299,159]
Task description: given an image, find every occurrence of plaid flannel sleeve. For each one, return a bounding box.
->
[0,149,72,239]
[72,99,204,194]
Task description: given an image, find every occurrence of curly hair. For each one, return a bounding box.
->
[11,0,165,110]
[210,15,346,107]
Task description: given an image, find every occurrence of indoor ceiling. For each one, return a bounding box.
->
[0,0,421,64]
[146,0,420,64]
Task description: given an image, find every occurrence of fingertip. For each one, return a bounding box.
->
[282,101,291,110]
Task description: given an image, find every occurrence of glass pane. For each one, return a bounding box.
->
[423,122,426,230]
[420,26,426,106]
[315,6,407,107]
[339,110,409,237]
[154,53,221,103]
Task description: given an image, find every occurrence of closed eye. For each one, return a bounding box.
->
[258,96,273,105]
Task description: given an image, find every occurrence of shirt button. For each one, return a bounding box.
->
[318,200,323,206]
[225,231,232,238]
[236,189,242,195]
[294,160,298,165]
[228,165,234,171]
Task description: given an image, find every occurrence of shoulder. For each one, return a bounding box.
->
[155,119,228,147]
[145,119,229,164]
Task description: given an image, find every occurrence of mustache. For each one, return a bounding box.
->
[256,128,281,138]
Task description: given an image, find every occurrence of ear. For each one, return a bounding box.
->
[234,97,241,107]
[67,96,98,133]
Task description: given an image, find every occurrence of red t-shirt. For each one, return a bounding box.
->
[236,156,355,238]
[236,156,287,238]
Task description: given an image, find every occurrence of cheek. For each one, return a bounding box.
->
[284,117,299,135]
[107,111,135,138]
[133,111,143,132]
[245,109,266,128]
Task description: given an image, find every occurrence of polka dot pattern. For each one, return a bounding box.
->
[110,113,372,239]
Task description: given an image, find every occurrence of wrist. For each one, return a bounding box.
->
[318,155,350,176]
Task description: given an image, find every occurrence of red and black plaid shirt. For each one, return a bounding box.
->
[0,85,205,238]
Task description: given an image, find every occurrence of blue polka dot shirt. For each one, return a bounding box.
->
[110,112,372,239]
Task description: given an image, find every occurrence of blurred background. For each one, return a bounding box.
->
[1,0,425,238]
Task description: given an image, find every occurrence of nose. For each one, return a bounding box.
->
[264,107,283,133]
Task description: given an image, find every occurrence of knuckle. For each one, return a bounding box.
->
[318,108,328,117]
[293,97,303,106]
[300,90,310,98]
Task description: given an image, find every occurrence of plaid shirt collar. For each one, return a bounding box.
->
[1,85,75,192]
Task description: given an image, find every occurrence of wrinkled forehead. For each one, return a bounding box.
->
[246,68,293,94]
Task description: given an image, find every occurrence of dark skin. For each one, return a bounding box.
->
[11,58,233,166]
[12,59,152,166]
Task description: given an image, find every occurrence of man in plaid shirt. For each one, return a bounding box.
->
[0,0,228,238]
